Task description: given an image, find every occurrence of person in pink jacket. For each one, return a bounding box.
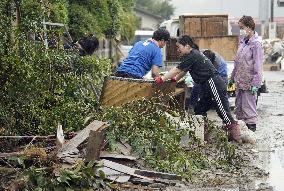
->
[230,15,264,132]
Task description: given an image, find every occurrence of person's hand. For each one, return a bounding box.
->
[155,76,164,85]
[228,79,234,88]
[250,86,258,95]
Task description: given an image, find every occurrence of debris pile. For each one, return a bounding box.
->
[0,97,252,190]
[263,38,284,69]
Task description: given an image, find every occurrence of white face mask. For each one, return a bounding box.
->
[240,29,247,36]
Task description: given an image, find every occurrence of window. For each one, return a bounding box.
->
[278,0,284,6]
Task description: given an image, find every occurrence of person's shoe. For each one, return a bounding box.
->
[246,124,256,132]
[226,121,242,143]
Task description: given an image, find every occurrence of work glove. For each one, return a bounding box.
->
[185,76,193,86]
[155,76,164,85]
[250,86,258,95]
[228,79,234,88]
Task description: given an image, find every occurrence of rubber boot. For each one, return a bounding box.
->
[246,124,256,132]
[226,121,242,143]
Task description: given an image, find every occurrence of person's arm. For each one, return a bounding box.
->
[161,67,183,81]
[151,65,160,78]
[151,48,163,78]
[251,42,264,87]
[175,71,187,81]
[162,53,195,81]
[156,52,194,84]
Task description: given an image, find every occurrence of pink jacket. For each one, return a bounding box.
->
[231,32,264,90]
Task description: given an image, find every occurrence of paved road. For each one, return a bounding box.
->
[252,71,284,190]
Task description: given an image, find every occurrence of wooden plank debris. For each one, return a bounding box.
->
[0,135,55,139]
[116,142,132,156]
[57,120,108,163]
[100,152,137,161]
[101,159,153,181]
[56,124,65,150]
[0,151,23,158]
[134,169,182,181]
[85,129,105,161]
[101,159,182,182]
[100,151,137,165]
[99,167,131,183]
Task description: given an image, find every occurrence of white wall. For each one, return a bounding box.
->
[135,12,161,30]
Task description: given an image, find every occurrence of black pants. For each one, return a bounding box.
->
[194,75,235,125]
[114,71,142,79]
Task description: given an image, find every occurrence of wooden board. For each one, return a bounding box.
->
[179,14,228,37]
[100,76,176,107]
[194,36,238,61]
[201,17,228,37]
[57,120,108,163]
[166,36,238,61]
[182,17,202,37]
[165,38,180,61]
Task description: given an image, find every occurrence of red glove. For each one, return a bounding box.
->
[155,76,164,85]
[171,77,177,82]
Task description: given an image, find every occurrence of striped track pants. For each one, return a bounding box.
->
[194,75,235,125]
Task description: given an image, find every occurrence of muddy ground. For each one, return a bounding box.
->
[166,71,284,191]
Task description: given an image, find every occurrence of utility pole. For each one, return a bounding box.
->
[259,0,269,37]
[269,0,276,39]
[270,0,274,22]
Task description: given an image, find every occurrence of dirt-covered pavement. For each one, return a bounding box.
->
[251,71,284,190]
[166,71,284,191]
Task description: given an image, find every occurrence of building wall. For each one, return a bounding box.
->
[135,11,161,30]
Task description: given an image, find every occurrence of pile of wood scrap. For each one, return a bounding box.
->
[0,119,184,189]
[56,119,183,186]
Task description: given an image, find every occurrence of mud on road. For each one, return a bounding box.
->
[166,71,284,191]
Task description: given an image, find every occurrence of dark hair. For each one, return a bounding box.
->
[177,35,199,50]
[78,35,99,56]
[203,49,218,68]
[239,15,255,30]
[152,28,170,41]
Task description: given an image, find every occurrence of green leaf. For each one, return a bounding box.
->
[98,169,106,179]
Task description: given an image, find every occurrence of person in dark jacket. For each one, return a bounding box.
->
[65,34,99,56]
[74,35,99,56]
[188,49,228,108]
[155,35,241,142]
